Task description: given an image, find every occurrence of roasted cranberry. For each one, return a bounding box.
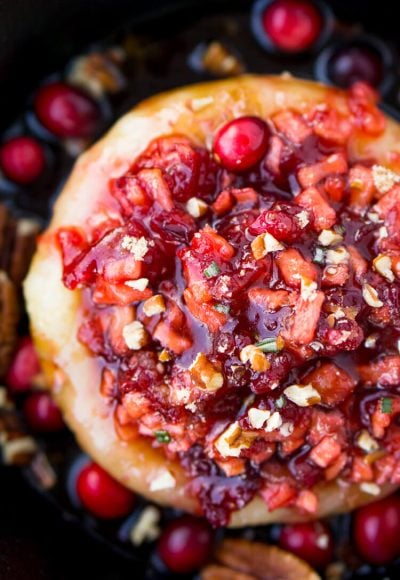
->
[150,208,196,244]
[0,136,46,184]
[213,116,270,172]
[6,337,41,392]
[34,82,100,138]
[279,521,334,568]
[327,44,383,88]
[157,516,214,573]
[249,204,309,242]
[23,392,64,432]
[76,461,135,519]
[353,495,400,565]
[262,0,322,52]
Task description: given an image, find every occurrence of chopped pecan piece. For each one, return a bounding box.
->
[201,538,320,580]
[0,271,19,376]
[201,42,244,76]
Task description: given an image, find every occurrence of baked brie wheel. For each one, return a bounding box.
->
[24,75,400,527]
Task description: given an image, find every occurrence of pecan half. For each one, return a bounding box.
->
[0,387,37,465]
[9,218,41,286]
[0,204,41,286]
[201,538,320,580]
[0,204,41,376]
[0,270,19,376]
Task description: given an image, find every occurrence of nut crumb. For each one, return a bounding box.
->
[326,246,349,265]
[158,349,172,362]
[264,411,282,432]
[130,506,161,546]
[360,482,381,496]
[280,421,294,437]
[357,429,379,453]
[372,164,400,194]
[150,469,176,492]
[251,233,284,260]
[240,345,270,372]
[122,320,148,350]
[214,422,256,458]
[186,197,208,218]
[201,42,244,76]
[248,407,271,429]
[189,353,224,392]
[318,229,343,247]
[121,236,150,260]
[284,384,321,407]
[362,283,384,308]
[125,278,149,291]
[143,294,166,317]
[373,254,394,282]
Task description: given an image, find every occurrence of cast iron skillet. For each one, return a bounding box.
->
[1,1,400,578]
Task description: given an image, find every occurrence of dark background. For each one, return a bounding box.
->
[0,1,397,578]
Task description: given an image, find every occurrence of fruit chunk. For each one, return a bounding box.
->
[304,362,356,406]
[295,187,336,232]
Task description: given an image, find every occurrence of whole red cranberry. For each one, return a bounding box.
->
[327,44,383,88]
[213,116,270,172]
[76,462,135,519]
[157,515,214,573]
[353,495,400,565]
[262,0,322,52]
[23,392,64,432]
[6,337,41,392]
[279,521,334,568]
[0,136,45,184]
[34,82,100,138]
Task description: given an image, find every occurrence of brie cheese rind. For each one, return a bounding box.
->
[24,75,400,526]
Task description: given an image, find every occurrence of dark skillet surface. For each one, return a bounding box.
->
[2,1,400,578]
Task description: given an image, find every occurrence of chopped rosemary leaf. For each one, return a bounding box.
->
[381,398,393,414]
[256,336,284,353]
[154,430,171,444]
[334,224,345,235]
[313,247,325,264]
[276,395,286,408]
[214,303,230,314]
[204,261,221,278]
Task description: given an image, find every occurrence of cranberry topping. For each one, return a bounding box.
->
[0,136,45,184]
[157,516,214,573]
[279,521,334,568]
[6,337,41,392]
[213,116,270,172]
[76,461,135,519]
[262,0,322,52]
[34,82,100,138]
[327,44,384,88]
[57,83,400,526]
[23,392,64,432]
[353,495,400,565]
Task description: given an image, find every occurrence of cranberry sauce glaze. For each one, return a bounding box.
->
[56,82,400,526]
